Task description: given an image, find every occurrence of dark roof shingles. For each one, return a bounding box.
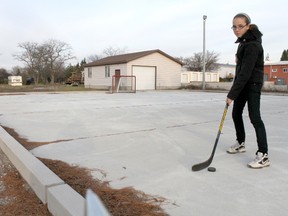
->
[84,49,183,67]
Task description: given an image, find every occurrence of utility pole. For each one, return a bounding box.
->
[202,15,207,90]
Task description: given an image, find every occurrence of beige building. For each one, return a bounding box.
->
[84,49,183,91]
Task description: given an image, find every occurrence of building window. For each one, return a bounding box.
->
[272,69,277,72]
[88,67,92,78]
[283,68,288,73]
[105,66,110,78]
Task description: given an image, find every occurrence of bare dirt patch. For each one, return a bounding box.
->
[0,126,170,215]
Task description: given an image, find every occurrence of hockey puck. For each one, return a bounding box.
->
[208,167,216,172]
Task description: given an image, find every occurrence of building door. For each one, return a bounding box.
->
[114,69,121,90]
[132,66,156,90]
[276,78,284,85]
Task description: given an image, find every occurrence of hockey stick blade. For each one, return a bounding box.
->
[192,104,229,172]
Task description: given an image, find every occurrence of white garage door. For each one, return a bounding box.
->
[132,66,156,90]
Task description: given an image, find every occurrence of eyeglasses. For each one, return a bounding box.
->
[231,24,247,30]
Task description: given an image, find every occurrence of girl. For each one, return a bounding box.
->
[226,13,270,169]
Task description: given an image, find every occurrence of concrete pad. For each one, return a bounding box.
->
[1,91,288,216]
[47,184,85,216]
[0,126,64,203]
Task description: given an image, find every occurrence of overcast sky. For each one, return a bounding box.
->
[0,0,287,70]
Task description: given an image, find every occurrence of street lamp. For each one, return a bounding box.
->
[202,15,207,90]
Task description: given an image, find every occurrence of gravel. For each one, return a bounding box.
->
[0,148,15,205]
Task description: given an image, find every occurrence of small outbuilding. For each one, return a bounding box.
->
[83,49,183,91]
[8,76,22,86]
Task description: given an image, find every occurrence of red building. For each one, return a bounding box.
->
[264,61,288,85]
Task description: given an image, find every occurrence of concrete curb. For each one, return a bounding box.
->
[48,184,85,216]
[0,126,85,216]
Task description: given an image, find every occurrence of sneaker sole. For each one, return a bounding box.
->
[247,163,270,169]
[226,150,246,154]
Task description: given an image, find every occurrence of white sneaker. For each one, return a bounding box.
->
[227,141,246,154]
[248,152,270,169]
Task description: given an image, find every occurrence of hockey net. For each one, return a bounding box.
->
[111,75,136,93]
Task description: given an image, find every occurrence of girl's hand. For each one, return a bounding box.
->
[226,98,233,106]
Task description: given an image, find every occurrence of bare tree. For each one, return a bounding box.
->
[102,46,128,56]
[13,42,45,84]
[11,66,23,76]
[265,53,270,61]
[205,51,220,71]
[87,46,128,63]
[43,39,75,84]
[178,51,220,72]
[87,54,103,63]
[14,39,74,84]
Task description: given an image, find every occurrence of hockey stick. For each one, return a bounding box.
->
[192,103,229,171]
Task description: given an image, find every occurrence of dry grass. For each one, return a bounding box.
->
[0,155,52,216]
[0,84,96,93]
[40,158,168,216]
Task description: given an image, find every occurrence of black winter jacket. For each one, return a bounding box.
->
[227,28,264,100]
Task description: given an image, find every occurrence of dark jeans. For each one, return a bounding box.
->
[232,83,268,154]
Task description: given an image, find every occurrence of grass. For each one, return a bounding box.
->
[0,84,98,93]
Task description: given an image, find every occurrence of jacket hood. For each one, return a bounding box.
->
[235,28,263,43]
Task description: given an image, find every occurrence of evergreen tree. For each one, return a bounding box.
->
[280,49,288,61]
[0,68,10,84]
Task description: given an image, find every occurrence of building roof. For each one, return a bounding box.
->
[84,49,183,67]
[216,63,236,67]
[265,61,288,66]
